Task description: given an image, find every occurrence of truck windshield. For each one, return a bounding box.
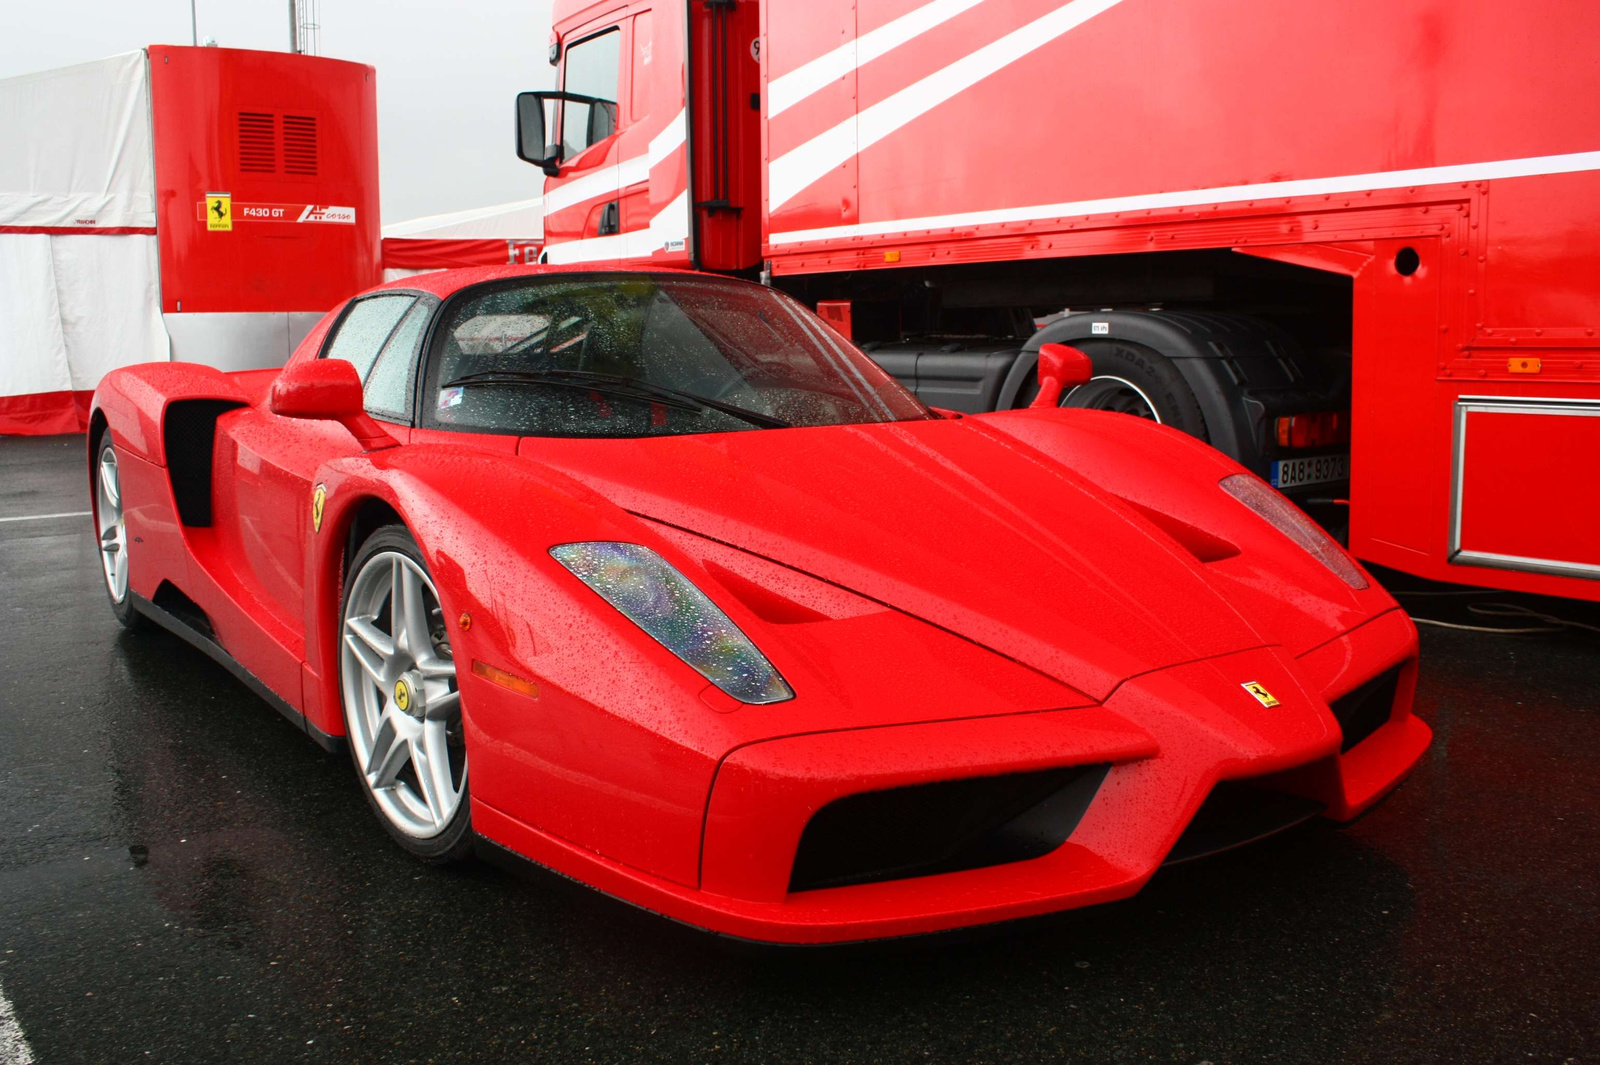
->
[425,274,932,438]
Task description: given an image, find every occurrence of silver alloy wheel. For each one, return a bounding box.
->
[340,550,465,839]
[1062,374,1164,423]
[96,443,129,603]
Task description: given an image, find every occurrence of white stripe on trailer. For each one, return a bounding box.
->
[768,0,1129,211]
[541,190,691,265]
[769,148,1600,246]
[766,0,992,118]
[544,109,687,218]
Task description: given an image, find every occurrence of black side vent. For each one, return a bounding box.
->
[238,112,276,173]
[152,581,215,642]
[788,764,1110,893]
[1330,665,1402,753]
[282,115,318,175]
[163,400,242,527]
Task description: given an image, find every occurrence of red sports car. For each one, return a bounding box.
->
[88,266,1430,943]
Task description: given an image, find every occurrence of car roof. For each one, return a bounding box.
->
[369,263,710,300]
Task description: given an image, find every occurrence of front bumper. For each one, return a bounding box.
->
[474,609,1429,944]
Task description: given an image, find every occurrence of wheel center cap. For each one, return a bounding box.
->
[394,673,423,717]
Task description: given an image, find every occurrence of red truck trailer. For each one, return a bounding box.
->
[0,45,379,433]
[515,0,1600,600]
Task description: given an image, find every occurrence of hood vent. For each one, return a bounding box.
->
[1121,498,1240,564]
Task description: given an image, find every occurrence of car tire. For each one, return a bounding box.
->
[339,524,474,864]
[1056,339,1210,442]
[91,425,144,630]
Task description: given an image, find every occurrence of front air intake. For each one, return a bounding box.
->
[788,764,1109,893]
[1330,665,1402,752]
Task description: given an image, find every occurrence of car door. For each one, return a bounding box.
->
[213,293,432,653]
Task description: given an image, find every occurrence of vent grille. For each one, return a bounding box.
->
[1330,665,1402,753]
[282,115,318,175]
[237,112,276,173]
[789,764,1109,893]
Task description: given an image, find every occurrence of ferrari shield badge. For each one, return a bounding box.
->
[1242,681,1280,708]
[312,483,327,532]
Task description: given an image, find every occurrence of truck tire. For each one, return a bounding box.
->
[1055,339,1209,441]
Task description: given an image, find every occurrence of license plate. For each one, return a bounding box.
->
[1270,453,1348,489]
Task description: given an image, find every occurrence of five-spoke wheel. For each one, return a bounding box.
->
[340,526,472,860]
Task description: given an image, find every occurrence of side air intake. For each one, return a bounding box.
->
[788,764,1109,893]
[1330,665,1402,752]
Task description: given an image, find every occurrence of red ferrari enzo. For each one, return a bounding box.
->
[89,266,1430,943]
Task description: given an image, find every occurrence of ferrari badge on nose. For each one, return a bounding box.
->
[1242,681,1280,708]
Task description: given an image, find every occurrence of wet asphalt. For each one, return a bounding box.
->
[0,432,1595,1064]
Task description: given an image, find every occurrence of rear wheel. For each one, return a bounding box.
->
[339,525,472,863]
[92,427,142,629]
[1056,339,1209,441]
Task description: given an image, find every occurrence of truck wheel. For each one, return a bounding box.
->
[1056,339,1209,442]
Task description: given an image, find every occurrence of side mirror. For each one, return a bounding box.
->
[1030,343,1095,409]
[516,91,561,176]
[269,359,397,451]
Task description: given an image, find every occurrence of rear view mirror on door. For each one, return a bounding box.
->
[515,91,561,175]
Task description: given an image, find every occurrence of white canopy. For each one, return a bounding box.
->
[0,51,156,230]
[0,51,167,433]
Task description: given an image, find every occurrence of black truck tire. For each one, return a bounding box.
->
[1054,338,1209,441]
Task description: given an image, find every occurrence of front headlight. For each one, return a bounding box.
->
[550,541,795,704]
[1219,473,1369,590]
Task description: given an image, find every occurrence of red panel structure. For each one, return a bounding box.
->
[148,45,380,315]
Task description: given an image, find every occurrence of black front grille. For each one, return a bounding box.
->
[1163,781,1324,866]
[1330,666,1402,753]
[788,764,1109,893]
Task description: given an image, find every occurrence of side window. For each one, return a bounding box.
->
[561,28,621,157]
[363,299,434,420]
[323,296,415,381]
[630,13,652,122]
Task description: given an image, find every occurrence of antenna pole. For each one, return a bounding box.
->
[190,0,198,46]
[288,0,300,52]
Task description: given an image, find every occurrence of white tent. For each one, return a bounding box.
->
[381,196,543,281]
[0,52,169,434]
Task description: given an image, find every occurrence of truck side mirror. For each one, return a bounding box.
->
[1031,343,1095,408]
[516,92,561,176]
[269,359,397,451]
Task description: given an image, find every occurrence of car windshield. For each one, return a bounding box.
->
[425,274,931,437]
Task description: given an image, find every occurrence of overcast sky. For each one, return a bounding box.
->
[0,0,556,224]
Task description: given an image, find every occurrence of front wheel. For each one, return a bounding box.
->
[339,525,472,862]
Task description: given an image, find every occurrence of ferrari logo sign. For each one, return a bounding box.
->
[206,192,232,231]
[311,484,327,532]
[393,679,411,713]
[1242,681,1280,708]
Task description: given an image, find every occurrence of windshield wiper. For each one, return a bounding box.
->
[443,369,790,429]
